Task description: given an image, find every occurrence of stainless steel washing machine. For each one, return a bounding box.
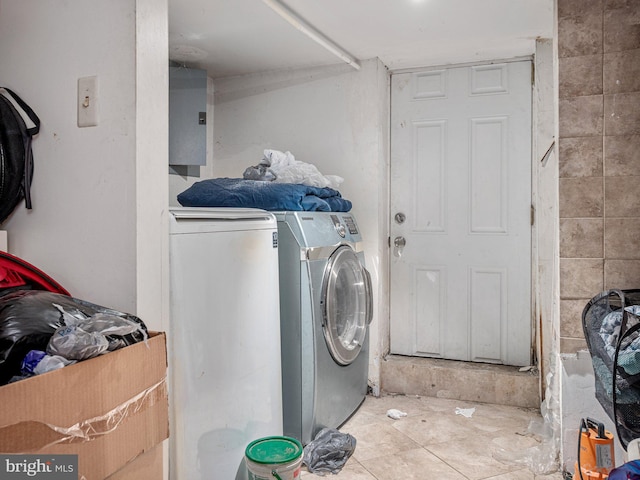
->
[275,211,373,445]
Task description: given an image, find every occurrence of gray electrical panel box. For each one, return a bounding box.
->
[169,66,207,167]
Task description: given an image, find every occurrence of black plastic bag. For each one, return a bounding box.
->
[0,290,147,385]
[303,428,356,475]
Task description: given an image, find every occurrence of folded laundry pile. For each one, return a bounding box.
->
[243,149,344,189]
[177,177,352,212]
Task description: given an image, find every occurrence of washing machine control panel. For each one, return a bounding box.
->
[330,214,359,238]
[343,216,359,235]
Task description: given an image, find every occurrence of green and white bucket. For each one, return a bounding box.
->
[245,436,303,480]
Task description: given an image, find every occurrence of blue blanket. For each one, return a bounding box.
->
[177,178,352,212]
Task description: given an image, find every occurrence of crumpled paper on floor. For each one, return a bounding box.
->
[455,407,476,418]
[386,408,408,419]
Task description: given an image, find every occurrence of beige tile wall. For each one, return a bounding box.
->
[558,0,640,352]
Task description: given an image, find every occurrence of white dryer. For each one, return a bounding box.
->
[169,208,283,480]
[275,211,373,445]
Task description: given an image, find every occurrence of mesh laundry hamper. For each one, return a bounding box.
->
[582,289,640,449]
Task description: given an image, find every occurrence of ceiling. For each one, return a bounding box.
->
[168,0,554,79]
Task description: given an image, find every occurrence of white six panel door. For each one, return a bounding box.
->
[390,61,532,366]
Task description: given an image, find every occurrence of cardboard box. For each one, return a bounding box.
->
[0,332,169,480]
[106,444,163,480]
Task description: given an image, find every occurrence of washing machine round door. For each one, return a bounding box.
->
[322,245,373,366]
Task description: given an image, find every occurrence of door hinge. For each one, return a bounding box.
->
[531,62,535,86]
[531,205,535,226]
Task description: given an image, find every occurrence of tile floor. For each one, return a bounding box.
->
[301,394,566,480]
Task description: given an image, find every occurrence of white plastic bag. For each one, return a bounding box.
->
[47,325,110,360]
[46,305,148,361]
[262,149,344,189]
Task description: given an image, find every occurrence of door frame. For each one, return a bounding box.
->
[385,55,540,369]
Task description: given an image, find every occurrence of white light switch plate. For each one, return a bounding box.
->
[78,76,98,127]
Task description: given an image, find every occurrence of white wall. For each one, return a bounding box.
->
[561,352,626,471]
[135,0,170,332]
[0,0,169,330]
[531,38,563,466]
[0,0,136,312]
[211,59,390,391]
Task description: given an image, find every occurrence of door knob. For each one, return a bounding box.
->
[394,236,406,247]
[393,236,406,258]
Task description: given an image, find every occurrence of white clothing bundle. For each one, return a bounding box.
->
[244,149,344,189]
